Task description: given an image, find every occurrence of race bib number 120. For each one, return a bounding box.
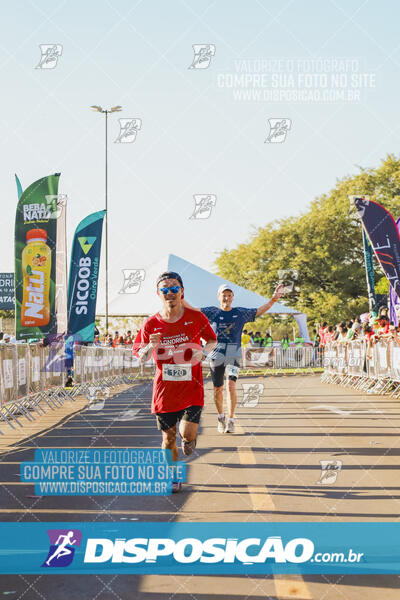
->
[162,364,192,381]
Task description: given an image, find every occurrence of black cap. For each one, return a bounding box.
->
[156,271,183,287]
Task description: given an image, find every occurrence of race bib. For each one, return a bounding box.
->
[162,364,192,381]
[226,364,239,378]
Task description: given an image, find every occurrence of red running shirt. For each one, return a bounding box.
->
[133,308,216,414]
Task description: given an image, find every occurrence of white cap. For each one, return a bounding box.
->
[217,284,233,296]
[3,333,10,340]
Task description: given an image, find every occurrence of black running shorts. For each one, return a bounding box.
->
[155,405,203,431]
[210,360,240,388]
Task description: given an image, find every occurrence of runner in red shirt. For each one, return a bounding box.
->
[133,271,217,492]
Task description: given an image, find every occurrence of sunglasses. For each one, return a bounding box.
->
[158,285,182,295]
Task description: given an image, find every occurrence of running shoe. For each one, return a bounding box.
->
[217,415,226,433]
[181,438,197,456]
[225,418,235,433]
[172,481,182,493]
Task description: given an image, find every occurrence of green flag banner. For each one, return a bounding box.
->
[362,225,377,313]
[14,174,60,340]
[15,174,23,200]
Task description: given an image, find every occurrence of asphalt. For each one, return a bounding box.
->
[0,374,399,598]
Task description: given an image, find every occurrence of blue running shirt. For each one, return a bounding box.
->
[201,306,257,361]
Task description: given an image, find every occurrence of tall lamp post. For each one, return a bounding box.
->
[91,105,122,335]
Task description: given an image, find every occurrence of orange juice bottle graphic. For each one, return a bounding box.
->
[21,229,51,327]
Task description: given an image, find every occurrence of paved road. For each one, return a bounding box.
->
[0,374,399,598]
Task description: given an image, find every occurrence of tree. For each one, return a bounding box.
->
[215,154,400,325]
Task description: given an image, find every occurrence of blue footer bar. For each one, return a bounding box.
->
[0,522,398,574]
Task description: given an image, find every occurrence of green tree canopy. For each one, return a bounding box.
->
[215,154,400,324]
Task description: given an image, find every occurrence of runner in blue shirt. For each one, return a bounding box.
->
[183,283,284,433]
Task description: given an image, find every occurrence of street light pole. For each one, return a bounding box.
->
[91,105,122,335]
[105,109,108,334]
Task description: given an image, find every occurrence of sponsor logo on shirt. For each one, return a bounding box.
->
[160,334,190,346]
[221,323,235,335]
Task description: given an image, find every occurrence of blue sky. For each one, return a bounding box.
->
[1,0,400,310]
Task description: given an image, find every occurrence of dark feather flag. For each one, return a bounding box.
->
[353,196,400,300]
[67,210,106,342]
[389,217,400,325]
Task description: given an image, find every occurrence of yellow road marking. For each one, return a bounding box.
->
[274,576,313,599]
[237,446,276,510]
[237,449,256,465]
[237,435,311,598]
[247,486,276,511]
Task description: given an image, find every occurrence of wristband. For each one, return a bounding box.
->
[138,343,152,359]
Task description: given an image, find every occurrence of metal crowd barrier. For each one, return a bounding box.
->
[75,345,154,392]
[0,342,71,432]
[241,346,315,372]
[0,343,155,433]
[321,339,400,396]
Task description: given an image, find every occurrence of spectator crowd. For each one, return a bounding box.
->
[315,305,400,359]
[240,330,305,349]
[93,330,138,348]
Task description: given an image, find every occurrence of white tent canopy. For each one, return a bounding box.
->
[99,254,309,340]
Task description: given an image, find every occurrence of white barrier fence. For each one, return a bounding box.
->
[0,343,153,433]
[322,340,400,396]
[241,346,315,370]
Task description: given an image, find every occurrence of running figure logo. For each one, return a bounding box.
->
[42,529,82,567]
[240,383,264,408]
[44,194,67,219]
[278,269,298,294]
[189,195,217,220]
[317,460,342,485]
[189,44,216,69]
[119,269,146,294]
[115,118,142,143]
[265,118,292,143]
[36,44,63,69]
[351,195,370,220]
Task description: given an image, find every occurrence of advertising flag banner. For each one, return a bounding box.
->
[0,273,15,310]
[353,196,400,300]
[362,227,377,312]
[14,174,60,340]
[67,210,106,342]
[389,217,400,325]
